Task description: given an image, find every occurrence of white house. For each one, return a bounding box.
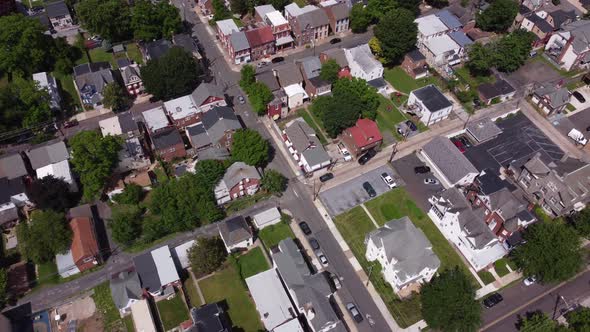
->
[252,207,282,229]
[33,72,61,110]
[407,85,453,126]
[414,10,462,45]
[428,188,507,271]
[173,240,195,269]
[344,44,383,81]
[218,215,253,253]
[283,84,308,109]
[27,140,78,192]
[110,270,143,314]
[544,20,590,71]
[365,217,440,293]
[420,136,478,188]
[421,34,462,67]
[283,118,331,173]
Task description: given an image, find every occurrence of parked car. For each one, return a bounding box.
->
[458,136,472,148]
[330,273,342,290]
[573,91,586,103]
[380,172,396,189]
[405,120,417,131]
[483,293,503,308]
[424,178,438,185]
[330,38,341,44]
[319,172,334,182]
[317,251,329,266]
[63,119,79,128]
[358,149,377,165]
[309,238,320,250]
[363,182,376,197]
[256,62,267,68]
[414,166,431,174]
[523,276,537,286]
[337,143,352,161]
[299,221,312,235]
[271,56,284,63]
[451,137,466,153]
[237,95,245,104]
[346,303,364,323]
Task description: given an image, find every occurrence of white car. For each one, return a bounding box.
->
[338,143,352,161]
[424,178,438,185]
[380,172,396,189]
[317,251,329,266]
[523,276,537,286]
[330,273,342,290]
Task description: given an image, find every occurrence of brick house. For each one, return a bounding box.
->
[254,4,275,22]
[216,19,240,50]
[340,119,383,156]
[401,49,428,79]
[151,128,187,162]
[70,217,102,272]
[298,56,331,98]
[323,3,349,34]
[285,4,329,47]
[214,162,261,204]
[190,83,227,112]
[319,48,351,78]
[117,59,143,96]
[164,95,201,129]
[265,10,294,51]
[245,26,275,61]
[229,31,251,64]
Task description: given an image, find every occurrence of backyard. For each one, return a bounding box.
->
[183,274,202,307]
[92,282,121,328]
[258,221,295,249]
[384,67,444,94]
[375,95,407,141]
[156,293,190,331]
[225,192,272,214]
[236,247,270,279]
[36,260,59,287]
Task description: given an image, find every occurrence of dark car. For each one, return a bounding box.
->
[483,293,503,308]
[414,166,431,174]
[309,238,320,250]
[358,149,377,165]
[458,136,472,148]
[346,303,364,323]
[363,182,376,197]
[319,172,334,182]
[271,56,285,63]
[573,91,586,103]
[330,38,341,44]
[299,221,312,235]
[405,120,417,131]
[63,119,79,128]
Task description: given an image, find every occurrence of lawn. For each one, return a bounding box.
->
[384,67,443,94]
[258,221,295,249]
[453,66,494,89]
[237,247,270,279]
[334,206,422,328]
[89,48,118,68]
[123,315,134,332]
[494,259,511,277]
[156,293,189,331]
[126,43,144,65]
[364,188,478,285]
[92,282,120,326]
[297,109,328,145]
[199,264,263,331]
[225,192,272,214]
[478,270,495,285]
[567,103,576,112]
[36,260,59,286]
[183,274,202,308]
[52,71,82,113]
[375,95,407,141]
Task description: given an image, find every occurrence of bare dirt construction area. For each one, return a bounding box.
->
[51,295,109,332]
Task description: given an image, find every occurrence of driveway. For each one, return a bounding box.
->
[390,154,444,210]
[569,85,590,111]
[319,165,401,216]
[507,58,563,89]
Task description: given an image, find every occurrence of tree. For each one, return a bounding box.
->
[102,82,132,113]
[269,0,289,10]
[572,208,590,238]
[476,0,518,32]
[262,169,288,195]
[517,311,562,332]
[239,64,256,91]
[425,0,449,8]
[193,160,227,188]
[231,129,270,167]
[189,237,227,276]
[230,0,248,15]
[567,307,590,332]
[513,222,583,282]
[69,130,122,201]
[494,30,535,72]
[142,47,202,100]
[51,37,83,75]
[17,210,72,264]
[368,37,383,59]
[374,8,417,64]
[131,0,182,41]
[112,184,144,205]
[13,77,52,127]
[76,0,132,42]
[421,267,481,332]
[349,4,371,33]
[397,0,421,16]
[212,0,231,21]
[109,205,143,245]
[248,82,274,115]
[320,60,340,83]
[26,176,74,212]
[366,0,397,21]
[466,43,493,76]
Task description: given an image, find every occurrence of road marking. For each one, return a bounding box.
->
[293,189,299,197]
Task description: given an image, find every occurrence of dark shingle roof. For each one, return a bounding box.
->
[256,71,280,91]
[218,215,252,246]
[110,270,142,310]
[477,79,515,100]
[143,39,172,60]
[0,153,27,180]
[133,252,160,293]
[406,49,425,62]
[46,0,70,18]
[549,9,576,29]
[527,13,554,33]
[411,85,452,113]
[152,129,183,150]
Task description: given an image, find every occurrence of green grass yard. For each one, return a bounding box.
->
[36,260,59,286]
[199,264,263,331]
[126,43,144,65]
[258,222,295,249]
[225,192,272,214]
[384,67,443,94]
[89,48,118,68]
[183,274,202,307]
[494,259,511,277]
[92,282,121,326]
[237,247,270,279]
[297,109,328,145]
[478,270,495,285]
[52,71,82,113]
[376,95,407,141]
[156,293,189,331]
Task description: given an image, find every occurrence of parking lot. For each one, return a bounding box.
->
[319,165,402,216]
[391,154,444,210]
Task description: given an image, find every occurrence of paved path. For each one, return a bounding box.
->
[361,204,379,228]
[188,269,206,306]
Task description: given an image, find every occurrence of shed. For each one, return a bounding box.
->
[252,207,282,229]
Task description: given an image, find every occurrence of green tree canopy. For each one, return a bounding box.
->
[366,0,397,21]
[567,307,590,332]
[193,159,227,188]
[425,0,449,8]
[421,267,481,332]
[112,184,144,205]
[26,175,74,212]
[230,0,248,15]
[494,30,536,72]
[0,77,52,134]
[189,237,227,276]
[374,8,417,64]
[18,210,72,264]
[476,0,518,32]
[131,0,182,41]
[142,47,202,101]
[572,208,590,238]
[102,82,132,113]
[109,205,143,246]
[76,0,132,42]
[239,64,256,90]
[248,82,274,116]
[513,222,583,282]
[261,169,288,195]
[320,59,340,83]
[518,311,564,332]
[466,43,494,76]
[212,0,232,21]
[231,129,270,167]
[350,4,372,33]
[69,130,122,201]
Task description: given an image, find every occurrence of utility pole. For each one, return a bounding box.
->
[389,142,398,163]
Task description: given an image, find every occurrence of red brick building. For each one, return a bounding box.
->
[401,49,428,79]
[214,162,261,204]
[340,119,383,156]
[70,217,101,273]
[151,128,187,162]
[245,26,275,61]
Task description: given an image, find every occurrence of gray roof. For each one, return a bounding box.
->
[533,85,570,108]
[422,136,478,185]
[448,31,473,47]
[366,217,440,283]
[255,4,276,18]
[73,62,111,77]
[117,58,131,68]
[152,128,183,150]
[187,123,212,149]
[285,118,330,167]
[218,215,252,246]
[562,20,590,53]
[298,56,322,79]
[117,111,139,133]
[0,178,26,206]
[230,31,250,52]
[328,3,349,20]
[120,65,141,86]
[256,71,281,91]
[191,303,231,332]
[173,33,198,54]
[46,0,70,18]
[26,140,69,169]
[297,9,329,32]
[191,83,225,107]
[436,9,462,29]
[133,252,161,293]
[321,48,348,68]
[143,39,172,60]
[221,161,260,189]
[527,13,554,33]
[466,118,503,142]
[202,106,242,144]
[198,147,230,160]
[406,49,425,62]
[274,63,303,87]
[0,153,27,180]
[347,44,381,75]
[549,10,576,29]
[477,79,515,100]
[73,62,114,105]
[411,85,452,113]
[110,270,143,310]
[0,205,18,225]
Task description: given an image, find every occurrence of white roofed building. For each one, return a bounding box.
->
[344,44,383,82]
[142,106,171,133]
[33,72,61,110]
[36,159,78,192]
[131,299,157,332]
[163,95,201,129]
[253,207,282,229]
[283,84,308,109]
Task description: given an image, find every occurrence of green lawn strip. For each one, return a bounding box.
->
[334,207,421,328]
[258,222,295,249]
[126,43,144,65]
[92,282,121,326]
[297,109,328,145]
[36,260,59,286]
[493,259,511,277]
[153,165,169,183]
[183,274,202,307]
[123,315,134,332]
[376,95,406,141]
[364,188,478,286]
[237,247,270,279]
[125,231,178,253]
[89,48,118,68]
[477,270,495,285]
[199,264,263,331]
[225,192,272,214]
[507,258,518,271]
[567,103,576,112]
[156,294,190,331]
[453,67,494,89]
[52,71,82,112]
[384,67,443,94]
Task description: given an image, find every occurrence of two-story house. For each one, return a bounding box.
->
[218,215,253,252]
[110,270,143,315]
[229,31,251,64]
[216,19,240,50]
[340,119,383,156]
[190,82,227,112]
[26,139,77,192]
[163,94,201,129]
[297,56,331,98]
[531,84,570,115]
[284,118,331,173]
[186,106,242,152]
[73,62,114,109]
[265,10,294,51]
[56,216,102,278]
[99,112,150,172]
[323,3,349,34]
[46,0,74,31]
[420,136,478,188]
[401,49,428,79]
[117,58,143,96]
[133,245,180,297]
[0,153,30,228]
[285,3,330,47]
[344,44,383,82]
[33,72,62,110]
[407,85,453,126]
[545,20,590,71]
[214,161,261,204]
[245,26,275,61]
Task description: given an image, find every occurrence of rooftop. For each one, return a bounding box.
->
[422,136,478,185]
[423,34,460,55]
[245,26,274,48]
[218,215,253,247]
[217,19,240,36]
[152,128,183,150]
[411,84,452,112]
[46,0,70,18]
[220,161,260,190]
[415,15,448,36]
[466,118,503,143]
[26,140,69,170]
[164,94,200,121]
[142,106,170,132]
[0,153,27,180]
[477,79,516,100]
[266,10,289,26]
[230,31,250,52]
[345,119,382,148]
[245,269,296,330]
[69,217,99,265]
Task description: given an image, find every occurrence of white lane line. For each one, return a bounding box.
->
[293,189,299,198]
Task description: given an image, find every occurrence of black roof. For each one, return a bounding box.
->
[144,39,172,60]
[173,33,198,53]
[478,79,515,100]
[549,10,576,29]
[367,77,387,89]
[0,177,25,205]
[45,0,70,18]
[506,230,524,248]
[406,49,426,62]
[152,128,183,150]
[73,62,111,77]
[412,85,452,112]
[519,4,532,15]
[191,303,231,332]
[201,106,238,129]
[527,14,553,33]
[116,58,131,68]
[118,111,138,133]
[133,251,160,293]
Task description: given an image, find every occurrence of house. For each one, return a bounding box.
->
[216,19,240,50]
[340,119,382,156]
[265,11,294,50]
[164,95,201,129]
[189,303,233,332]
[73,62,114,109]
[172,240,195,269]
[245,269,300,331]
[218,215,254,252]
[531,84,570,115]
[33,72,61,110]
[257,71,281,92]
[271,239,344,332]
[56,216,101,278]
[190,82,227,111]
[323,3,349,34]
[186,106,241,151]
[477,78,516,105]
[286,4,330,47]
[421,136,479,188]
[274,62,304,87]
[229,31,251,64]
[117,59,143,96]
[297,56,331,98]
[131,299,157,332]
[117,137,151,173]
[110,270,143,314]
[407,85,453,126]
[151,128,187,162]
[344,44,383,81]
[428,188,508,271]
[173,33,203,62]
[365,217,440,293]
[133,245,180,296]
[284,84,309,109]
[509,152,590,216]
[319,48,350,78]
[544,20,590,71]
[521,11,554,42]
[0,153,29,227]
[420,34,464,68]
[245,26,275,61]
[284,118,331,173]
[465,118,503,144]
[252,207,282,229]
[46,0,74,31]
[401,50,428,79]
[255,4,276,22]
[546,9,577,30]
[99,111,140,138]
[214,162,261,204]
[142,106,171,134]
[414,10,461,44]
[26,140,77,192]
[140,39,172,62]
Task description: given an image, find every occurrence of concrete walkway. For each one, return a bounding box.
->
[188,269,207,306]
[361,204,380,228]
